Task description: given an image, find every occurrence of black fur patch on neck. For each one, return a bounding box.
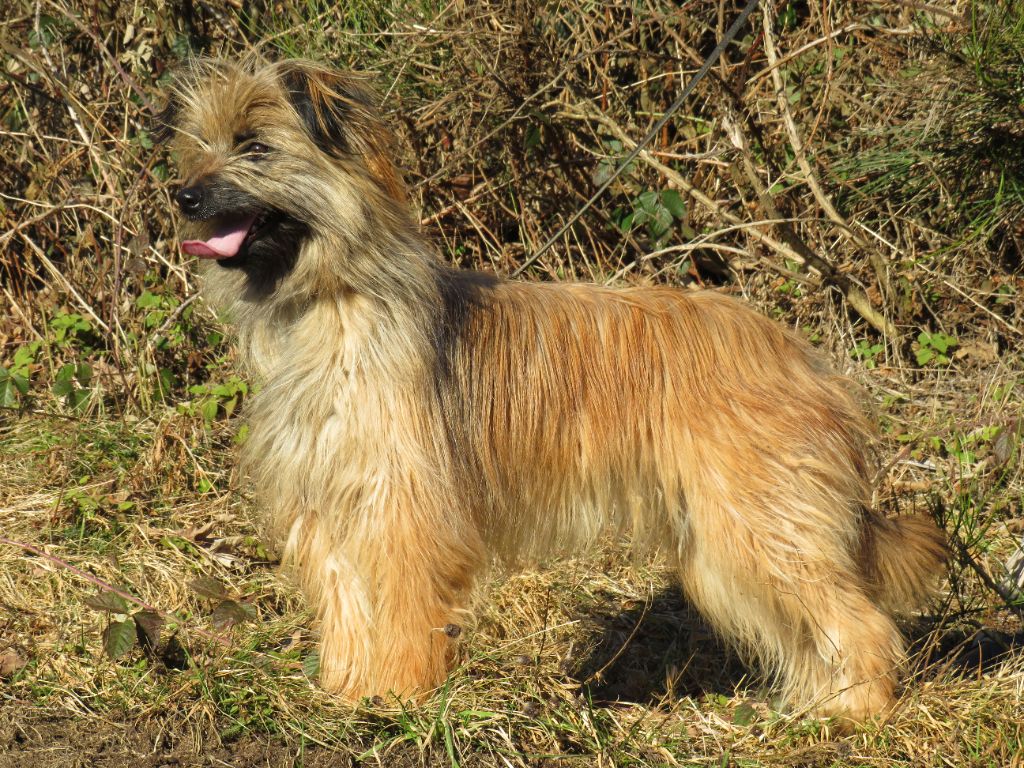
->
[222,213,308,300]
[432,267,499,382]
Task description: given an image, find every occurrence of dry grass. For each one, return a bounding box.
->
[1,1,1023,766]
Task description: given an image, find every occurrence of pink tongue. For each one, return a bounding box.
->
[181,215,258,259]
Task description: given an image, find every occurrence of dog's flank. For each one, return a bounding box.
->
[160,57,946,723]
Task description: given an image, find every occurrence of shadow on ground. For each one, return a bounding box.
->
[911,614,1024,680]
[571,584,754,706]
[571,587,1024,707]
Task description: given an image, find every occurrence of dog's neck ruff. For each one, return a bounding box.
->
[203,224,447,385]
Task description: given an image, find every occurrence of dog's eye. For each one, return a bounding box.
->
[243,141,271,159]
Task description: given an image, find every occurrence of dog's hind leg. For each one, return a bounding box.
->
[670,450,907,724]
[675,515,904,722]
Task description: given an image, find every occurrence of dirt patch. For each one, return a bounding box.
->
[0,702,518,767]
[0,704,352,768]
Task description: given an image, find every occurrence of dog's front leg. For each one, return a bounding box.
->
[365,485,483,699]
[289,480,482,701]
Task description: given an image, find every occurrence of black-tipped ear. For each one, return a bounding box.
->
[150,92,180,144]
[279,62,407,203]
[280,64,378,159]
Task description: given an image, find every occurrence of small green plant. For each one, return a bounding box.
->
[592,139,634,185]
[85,590,164,660]
[60,486,134,545]
[189,576,256,630]
[612,188,687,245]
[915,331,958,366]
[945,424,1007,466]
[0,342,39,407]
[49,311,97,351]
[851,339,885,369]
[183,375,250,424]
[136,289,192,348]
[775,277,802,296]
[52,362,93,411]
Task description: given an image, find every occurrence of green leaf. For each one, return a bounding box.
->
[53,363,76,389]
[28,14,60,48]
[85,591,130,613]
[592,159,615,187]
[136,291,162,309]
[74,364,92,387]
[69,388,91,411]
[649,204,673,237]
[201,399,219,422]
[157,367,177,396]
[931,333,956,353]
[524,124,541,150]
[11,373,29,395]
[733,701,757,726]
[915,348,935,366]
[302,650,320,679]
[102,619,137,659]
[661,189,686,219]
[634,190,660,214]
[12,342,39,374]
[0,379,15,408]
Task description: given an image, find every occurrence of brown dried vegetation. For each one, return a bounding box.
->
[1,1,1022,766]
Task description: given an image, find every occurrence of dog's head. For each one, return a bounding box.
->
[156,58,407,294]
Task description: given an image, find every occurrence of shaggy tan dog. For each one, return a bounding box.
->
[158,57,945,723]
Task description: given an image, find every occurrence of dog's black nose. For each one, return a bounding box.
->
[175,184,205,215]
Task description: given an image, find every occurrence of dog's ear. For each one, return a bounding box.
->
[150,90,180,144]
[279,62,407,203]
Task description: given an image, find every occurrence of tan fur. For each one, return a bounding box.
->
[161,57,946,724]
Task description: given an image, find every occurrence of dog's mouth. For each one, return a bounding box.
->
[181,209,281,262]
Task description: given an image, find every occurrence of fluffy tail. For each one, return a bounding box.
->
[862,513,947,615]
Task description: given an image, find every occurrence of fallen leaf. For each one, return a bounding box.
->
[0,650,26,676]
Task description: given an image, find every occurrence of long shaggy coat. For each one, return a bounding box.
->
[160,57,945,724]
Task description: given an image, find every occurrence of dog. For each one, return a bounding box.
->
[157,57,945,724]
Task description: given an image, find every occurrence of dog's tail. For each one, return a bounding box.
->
[861,512,947,615]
